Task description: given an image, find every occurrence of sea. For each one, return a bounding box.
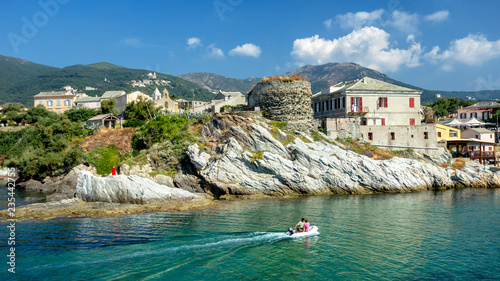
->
[0,185,499,280]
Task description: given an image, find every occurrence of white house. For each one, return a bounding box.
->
[312,77,422,126]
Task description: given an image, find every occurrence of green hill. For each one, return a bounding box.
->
[0,54,58,104]
[1,59,215,106]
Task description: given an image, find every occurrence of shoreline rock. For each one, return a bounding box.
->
[5,114,500,222]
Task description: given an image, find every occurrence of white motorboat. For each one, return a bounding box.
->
[285,226,319,238]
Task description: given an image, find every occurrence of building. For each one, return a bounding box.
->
[312,77,422,126]
[461,128,495,145]
[154,89,178,113]
[152,88,162,101]
[87,114,120,129]
[457,101,500,122]
[114,91,152,114]
[435,123,461,142]
[212,90,246,113]
[177,99,211,112]
[100,91,125,101]
[74,96,101,109]
[33,91,78,114]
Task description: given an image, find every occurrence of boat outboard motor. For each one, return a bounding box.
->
[287,227,294,235]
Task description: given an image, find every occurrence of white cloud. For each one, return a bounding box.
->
[424,10,449,23]
[389,10,419,33]
[335,9,384,30]
[229,43,261,58]
[207,44,224,59]
[187,37,202,49]
[121,38,143,47]
[323,19,332,29]
[425,34,500,68]
[290,26,422,72]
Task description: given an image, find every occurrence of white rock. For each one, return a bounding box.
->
[76,171,197,203]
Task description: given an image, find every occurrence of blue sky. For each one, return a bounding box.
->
[1,0,500,92]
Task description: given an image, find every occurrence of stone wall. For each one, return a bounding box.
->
[248,80,314,131]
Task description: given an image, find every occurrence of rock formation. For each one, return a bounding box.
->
[188,115,500,197]
[76,171,198,204]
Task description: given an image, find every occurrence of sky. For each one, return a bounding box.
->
[1,0,500,93]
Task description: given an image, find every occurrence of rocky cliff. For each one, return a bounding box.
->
[187,115,500,197]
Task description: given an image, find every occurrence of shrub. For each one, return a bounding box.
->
[123,118,145,128]
[86,145,123,175]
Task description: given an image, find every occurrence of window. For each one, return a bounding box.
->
[390,132,395,140]
[489,147,493,151]
[438,132,442,137]
[39,101,43,105]
[424,132,428,139]
[381,118,385,126]
[482,112,490,120]
[470,112,477,118]
[48,100,53,106]
[57,110,61,114]
[342,97,345,108]
[57,100,61,106]
[449,131,457,138]
[409,97,415,108]
[475,134,479,139]
[350,97,363,112]
[410,118,415,125]
[379,97,388,108]
[368,132,373,140]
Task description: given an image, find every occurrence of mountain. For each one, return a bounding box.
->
[0,54,58,104]
[283,62,500,102]
[0,57,215,106]
[282,62,440,102]
[179,72,259,93]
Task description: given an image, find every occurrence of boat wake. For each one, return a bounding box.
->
[27,231,290,270]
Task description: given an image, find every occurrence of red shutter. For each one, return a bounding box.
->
[379,97,382,107]
[350,97,354,112]
[359,97,363,112]
[382,118,385,126]
[410,118,415,125]
[384,97,388,107]
[409,97,414,108]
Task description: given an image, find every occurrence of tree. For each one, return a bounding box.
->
[1,103,23,113]
[123,96,157,120]
[65,107,98,122]
[100,99,119,115]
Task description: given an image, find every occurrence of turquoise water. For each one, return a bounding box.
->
[1,188,499,280]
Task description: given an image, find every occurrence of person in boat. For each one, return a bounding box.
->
[294,218,305,233]
[304,220,310,232]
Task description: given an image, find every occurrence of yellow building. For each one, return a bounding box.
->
[154,89,178,113]
[33,91,77,114]
[435,123,461,142]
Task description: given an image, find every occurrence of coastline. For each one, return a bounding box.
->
[1,185,498,222]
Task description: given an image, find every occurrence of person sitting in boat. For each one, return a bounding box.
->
[304,219,310,232]
[294,218,305,232]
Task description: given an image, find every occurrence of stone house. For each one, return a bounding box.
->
[154,89,179,113]
[457,101,500,122]
[33,91,78,114]
[87,113,120,129]
[114,91,152,114]
[312,77,422,126]
[74,96,101,109]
